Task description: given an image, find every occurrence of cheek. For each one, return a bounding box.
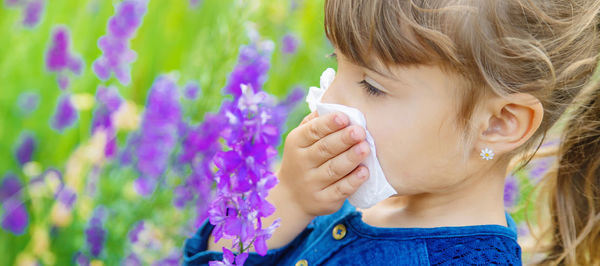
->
[366,102,466,193]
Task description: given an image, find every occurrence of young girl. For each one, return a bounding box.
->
[184,0,600,265]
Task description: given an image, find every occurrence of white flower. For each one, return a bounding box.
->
[480,148,495,160]
[238,84,263,112]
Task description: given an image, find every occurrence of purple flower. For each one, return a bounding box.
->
[189,0,203,8]
[184,81,201,100]
[223,201,255,244]
[128,221,145,243]
[17,91,40,115]
[208,195,233,243]
[55,185,77,209]
[0,174,22,202]
[51,93,77,132]
[22,0,44,27]
[1,174,28,235]
[504,175,519,208]
[253,218,281,256]
[85,207,106,257]
[93,0,147,85]
[209,247,248,266]
[528,157,555,184]
[200,36,303,264]
[281,34,299,54]
[173,172,212,210]
[73,251,90,266]
[133,176,157,196]
[179,113,226,165]
[91,86,123,158]
[175,113,223,216]
[46,26,83,90]
[290,0,303,10]
[123,253,142,266]
[517,222,530,238]
[151,250,181,266]
[224,43,273,98]
[4,0,21,7]
[15,133,36,165]
[133,75,181,195]
[2,201,28,235]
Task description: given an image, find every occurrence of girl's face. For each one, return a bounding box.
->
[321,50,481,195]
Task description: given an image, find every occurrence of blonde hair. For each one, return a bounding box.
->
[324,0,600,265]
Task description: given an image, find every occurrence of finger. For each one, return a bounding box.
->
[300,111,318,126]
[295,112,349,148]
[315,140,370,185]
[308,125,366,167]
[316,165,369,202]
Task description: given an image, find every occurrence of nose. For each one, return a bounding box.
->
[320,81,339,105]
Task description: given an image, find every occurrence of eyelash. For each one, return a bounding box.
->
[328,52,385,97]
[358,80,385,97]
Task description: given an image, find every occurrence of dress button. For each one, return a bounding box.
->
[332,224,347,240]
[295,259,308,266]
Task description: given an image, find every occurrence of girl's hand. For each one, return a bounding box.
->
[277,111,371,217]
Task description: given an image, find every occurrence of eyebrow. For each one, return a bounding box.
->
[327,51,416,94]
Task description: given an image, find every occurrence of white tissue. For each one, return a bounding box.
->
[306,68,397,209]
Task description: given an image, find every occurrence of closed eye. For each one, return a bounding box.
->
[358,80,385,97]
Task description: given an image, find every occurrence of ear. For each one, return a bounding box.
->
[476,93,544,157]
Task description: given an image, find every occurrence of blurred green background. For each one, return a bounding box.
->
[0,1,337,264]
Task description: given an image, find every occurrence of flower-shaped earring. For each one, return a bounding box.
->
[480,148,494,160]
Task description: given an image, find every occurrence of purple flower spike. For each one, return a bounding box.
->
[91,86,123,158]
[504,175,519,208]
[22,0,44,27]
[1,174,22,203]
[517,222,530,238]
[2,201,29,235]
[15,133,36,165]
[4,0,21,7]
[196,35,303,265]
[17,91,40,115]
[46,26,83,90]
[184,81,200,100]
[151,250,181,266]
[281,34,299,54]
[93,0,148,85]
[224,43,273,99]
[56,186,77,209]
[85,207,107,257]
[51,93,77,132]
[74,251,90,266]
[1,174,28,235]
[133,75,181,195]
[107,0,147,38]
[528,157,555,184]
[128,221,145,243]
[189,0,203,8]
[123,253,142,266]
[209,247,246,266]
[46,28,70,71]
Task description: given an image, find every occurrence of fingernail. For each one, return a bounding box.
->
[354,142,366,154]
[350,128,362,141]
[335,115,346,126]
[357,168,367,180]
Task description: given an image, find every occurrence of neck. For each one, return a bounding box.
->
[364,165,508,228]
